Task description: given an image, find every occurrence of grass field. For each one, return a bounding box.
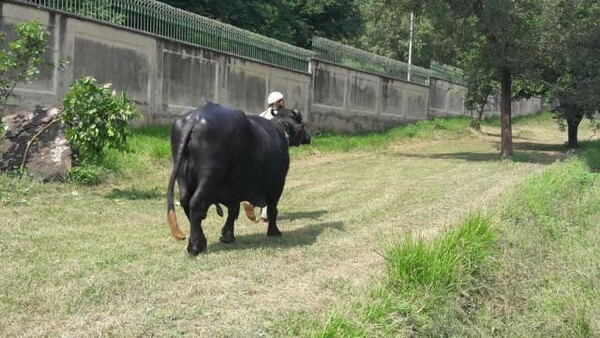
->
[0,113,598,337]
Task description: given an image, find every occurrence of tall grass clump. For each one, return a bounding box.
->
[307,214,497,337]
[579,140,600,171]
[386,214,495,297]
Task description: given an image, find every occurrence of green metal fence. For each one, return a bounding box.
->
[312,37,433,85]
[429,61,464,84]
[17,0,314,73]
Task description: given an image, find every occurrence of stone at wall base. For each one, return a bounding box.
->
[1,107,72,182]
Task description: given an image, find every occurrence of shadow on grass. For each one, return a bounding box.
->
[278,210,328,221]
[482,132,534,140]
[513,142,567,152]
[394,152,502,162]
[105,187,163,200]
[207,221,344,253]
[395,141,567,165]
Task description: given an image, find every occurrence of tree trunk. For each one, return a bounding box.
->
[469,106,483,131]
[566,114,583,148]
[500,67,513,158]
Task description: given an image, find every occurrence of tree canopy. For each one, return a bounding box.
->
[160,0,363,48]
[537,0,600,147]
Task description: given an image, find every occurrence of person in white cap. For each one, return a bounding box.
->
[260,91,285,120]
[242,91,286,223]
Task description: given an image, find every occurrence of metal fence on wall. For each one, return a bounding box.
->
[17,0,315,73]
[312,37,433,86]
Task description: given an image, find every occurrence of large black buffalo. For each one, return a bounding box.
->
[166,102,311,255]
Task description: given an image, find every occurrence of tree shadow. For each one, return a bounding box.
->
[394,152,502,162]
[506,141,567,164]
[105,187,163,200]
[206,221,344,253]
[482,132,534,140]
[394,141,567,165]
[513,142,567,152]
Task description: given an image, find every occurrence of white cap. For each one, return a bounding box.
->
[267,91,284,106]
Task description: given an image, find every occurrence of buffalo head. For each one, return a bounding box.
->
[274,108,311,146]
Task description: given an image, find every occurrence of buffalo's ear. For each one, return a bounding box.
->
[292,109,302,123]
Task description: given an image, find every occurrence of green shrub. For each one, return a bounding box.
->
[61,76,139,165]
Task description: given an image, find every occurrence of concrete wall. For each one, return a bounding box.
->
[2,1,542,134]
[428,77,543,119]
[310,59,429,133]
[1,2,311,124]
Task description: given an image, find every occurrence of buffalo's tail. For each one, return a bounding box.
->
[166,115,197,240]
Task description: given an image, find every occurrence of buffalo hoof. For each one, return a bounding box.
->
[187,238,207,256]
[267,229,282,237]
[219,231,236,244]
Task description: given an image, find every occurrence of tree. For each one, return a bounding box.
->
[460,37,498,131]
[159,0,363,48]
[0,20,49,131]
[354,0,458,68]
[386,0,543,158]
[538,0,600,147]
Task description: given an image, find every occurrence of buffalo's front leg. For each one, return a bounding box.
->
[219,203,240,244]
[266,204,282,237]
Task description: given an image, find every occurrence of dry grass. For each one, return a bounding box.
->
[0,115,592,337]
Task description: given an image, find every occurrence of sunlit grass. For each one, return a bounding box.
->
[291,154,600,337]
[2,112,598,336]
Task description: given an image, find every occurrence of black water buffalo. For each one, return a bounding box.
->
[166,102,310,255]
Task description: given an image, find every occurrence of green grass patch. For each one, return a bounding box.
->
[291,116,471,156]
[482,110,554,127]
[89,117,474,170]
[287,214,497,337]
[464,157,600,337]
[579,140,600,171]
[386,214,495,296]
[288,156,600,337]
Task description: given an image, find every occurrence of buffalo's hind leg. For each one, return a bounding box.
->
[187,206,209,255]
[219,203,240,244]
[266,204,282,237]
[187,187,210,255]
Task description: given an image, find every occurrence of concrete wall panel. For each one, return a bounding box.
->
[68,20,156,109]
[223,65,267,115]
[381,81,404,117]
[313,68,346,107]
[73,38,151,102]
[405,89,428,119]
[447,90,465,115]
[162,51,217,110]
[269,75,309,113]
[348,75,378,111]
